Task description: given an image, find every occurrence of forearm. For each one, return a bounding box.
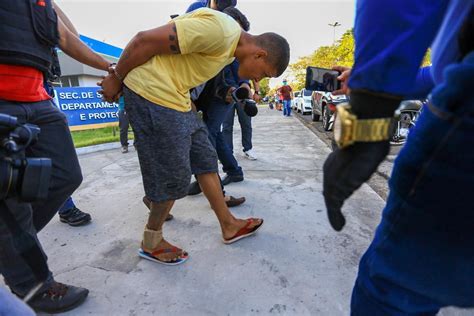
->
[405,66,434,99]
[53,2,79,36]
[115,23,179,79]
[58,19,109,71]
[252,80,260,91]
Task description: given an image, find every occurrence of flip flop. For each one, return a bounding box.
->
[223,218,264,244]
[138,247,189,266]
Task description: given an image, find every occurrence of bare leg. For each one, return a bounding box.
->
[142,196,174,221]
[147,200,174,230]
[197,172,262,240]
[141,200,186,262]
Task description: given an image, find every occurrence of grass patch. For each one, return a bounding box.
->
[71,126,133,148]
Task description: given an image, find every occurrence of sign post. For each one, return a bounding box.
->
[54,87,119,131]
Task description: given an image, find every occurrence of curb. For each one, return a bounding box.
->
[76,142,122,156]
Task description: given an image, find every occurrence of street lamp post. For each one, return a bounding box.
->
[328,22,341,45]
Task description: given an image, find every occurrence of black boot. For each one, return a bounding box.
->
[27,282,89,314]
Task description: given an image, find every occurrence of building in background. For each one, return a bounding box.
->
[56,35,123,88]
[53,35,123,131]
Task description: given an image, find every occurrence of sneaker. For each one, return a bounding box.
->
[28,281,89,314]
[187,181,202,196]
[221,174,244,186]
[121,146,128,153]
[59,207,92,227]
[243,149,257,161]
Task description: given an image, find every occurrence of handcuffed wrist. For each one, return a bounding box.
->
[112,67,124,82]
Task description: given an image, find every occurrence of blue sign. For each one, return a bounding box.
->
[54,87,119,129]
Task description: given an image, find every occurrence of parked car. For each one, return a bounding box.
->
[390,100,424,145]
[311,92,349,131]
[293,91,301,111]
[296,88,313,115]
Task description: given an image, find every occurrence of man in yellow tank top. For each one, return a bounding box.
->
[99,8,289,265]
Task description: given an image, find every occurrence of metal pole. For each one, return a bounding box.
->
[328,22,341,45]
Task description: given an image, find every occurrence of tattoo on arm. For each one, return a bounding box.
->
[169,25,180,54]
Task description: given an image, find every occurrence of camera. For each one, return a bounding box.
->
[305,66,341,92]
[0,114,51,202]
[232,87,258,117]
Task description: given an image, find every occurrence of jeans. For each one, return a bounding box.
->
[0,99,82,296]
[351,60,474,314]
[58,196,76,215]
[283,99,292,116]
[205,99,243,178]
[0,287,35,316]
[222,102,252,153]
[118,109,130,147]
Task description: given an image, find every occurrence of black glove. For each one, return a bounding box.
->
[232,87,258,117]
[323,90,402,231]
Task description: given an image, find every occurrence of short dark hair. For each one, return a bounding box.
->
[223,7,250,32]
[208,0,237,11]
[256,33,290,77]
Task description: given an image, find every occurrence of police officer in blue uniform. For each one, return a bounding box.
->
[322,0,474,314]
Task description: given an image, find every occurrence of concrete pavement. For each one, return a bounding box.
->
[36,107,470,315]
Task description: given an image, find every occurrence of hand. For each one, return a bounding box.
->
[98,72,122,103]
[323,141,389,231]
[225,87,236,104]
[332,66,351,96]
[253,92,261,103]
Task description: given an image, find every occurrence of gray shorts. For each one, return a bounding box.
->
[123,86,218,202]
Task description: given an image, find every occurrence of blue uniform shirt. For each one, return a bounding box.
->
[349,0,473,98]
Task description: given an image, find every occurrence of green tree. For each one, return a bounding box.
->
[258,78,270,96]
[288,29,431,89]
[288,29,355,90]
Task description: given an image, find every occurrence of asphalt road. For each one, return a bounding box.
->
[291,108,401,201]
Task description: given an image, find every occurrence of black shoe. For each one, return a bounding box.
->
[225,196,246,207]
[187,181,202,196]
[28,282,89,314]
[221,175,244,186]
[59,207,92,227]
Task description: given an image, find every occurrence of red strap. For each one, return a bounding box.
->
[151,246,181,256]
[232,218,255,238]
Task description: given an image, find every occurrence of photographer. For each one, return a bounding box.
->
[186,4,250,199]
[0,0,109,313]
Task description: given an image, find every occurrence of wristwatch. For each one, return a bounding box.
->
[334,103,393,148]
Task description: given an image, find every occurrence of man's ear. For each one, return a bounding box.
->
[255,49,268,60]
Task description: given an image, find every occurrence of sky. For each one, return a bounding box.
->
[56,0,356,87]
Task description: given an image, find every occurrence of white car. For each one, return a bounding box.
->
[293,91,301,111]
[296,88,312,115]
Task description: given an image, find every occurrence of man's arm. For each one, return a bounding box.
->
[99,23,181,101]
[406,66,434,99]
[53,1,79,36]
[252,80,261,102]
[57,17,109,71]
[322,0,450,231]
[114,24,181,80]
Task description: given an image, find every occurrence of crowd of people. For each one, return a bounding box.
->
[0,0,472,315]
